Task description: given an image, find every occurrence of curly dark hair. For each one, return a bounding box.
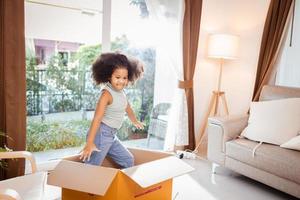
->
[92,52,144,85]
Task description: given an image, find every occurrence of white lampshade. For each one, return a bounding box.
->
[207,34,239,60]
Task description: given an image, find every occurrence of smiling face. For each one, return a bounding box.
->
[110,67,129,91]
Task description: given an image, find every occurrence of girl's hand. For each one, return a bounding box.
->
[133,121,144,129]
[79,142,101,162]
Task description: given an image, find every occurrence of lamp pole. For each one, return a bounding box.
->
[217,58,224,92]
[214,58,224,115]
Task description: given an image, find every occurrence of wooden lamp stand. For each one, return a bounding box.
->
[193,33,239,154]
[196,59,229,149]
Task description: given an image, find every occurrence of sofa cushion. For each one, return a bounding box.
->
[280,135,300,151]
[226,138,300,184]
[241,98,300,145]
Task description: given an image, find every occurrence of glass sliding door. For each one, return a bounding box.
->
[25,0,184,167]
[110,0,183,150]
[25,0,103,163]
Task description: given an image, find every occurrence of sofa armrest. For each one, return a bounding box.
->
[207,114,249,165]
[209,114,249,142]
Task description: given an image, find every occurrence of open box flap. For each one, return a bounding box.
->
[122,156,194,188]
[128,147,173,165]
[47,160,118,196]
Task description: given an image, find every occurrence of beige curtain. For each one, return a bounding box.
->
[182,0,202,150]
[0,0,26,180]
[252,0,294,101]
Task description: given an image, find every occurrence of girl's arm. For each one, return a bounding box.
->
[80,90,112,162]
[126,103,144,129]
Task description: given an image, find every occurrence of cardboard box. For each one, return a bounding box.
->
[47,148,194,200]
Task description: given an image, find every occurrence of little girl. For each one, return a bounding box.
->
[80,52,144,168]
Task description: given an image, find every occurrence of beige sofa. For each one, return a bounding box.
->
[207,85,300,198]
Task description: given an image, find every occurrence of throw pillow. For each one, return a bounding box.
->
[241,98,300,145]
[280,135,300,151]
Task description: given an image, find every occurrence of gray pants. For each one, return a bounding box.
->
[85,123,134,168]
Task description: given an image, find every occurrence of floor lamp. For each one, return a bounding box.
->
[196,34,239,152]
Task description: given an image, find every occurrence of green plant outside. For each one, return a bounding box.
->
[26,119,149,152]
[26,120,90,152]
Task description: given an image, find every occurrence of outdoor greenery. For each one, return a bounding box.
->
[130,0,149,18]
[26,120,90,152]
[26,55,45,115]
[26,118,148,152]
[26,117,150,152]
[26,35,156,151]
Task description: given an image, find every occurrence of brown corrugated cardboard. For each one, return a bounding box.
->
[47,148,194,200]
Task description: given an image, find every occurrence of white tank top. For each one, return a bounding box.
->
[101,83,127,129]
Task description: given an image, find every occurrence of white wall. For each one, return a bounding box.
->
[194,0,270,139]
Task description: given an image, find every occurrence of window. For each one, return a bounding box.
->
[25,0,182,164]
[25,0,103,161]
